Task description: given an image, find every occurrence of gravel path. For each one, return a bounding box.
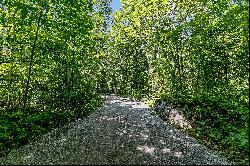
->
[0,95,231,165]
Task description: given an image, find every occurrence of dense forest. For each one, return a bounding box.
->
[0,0,249,165]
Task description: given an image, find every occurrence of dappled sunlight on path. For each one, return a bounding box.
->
[0,95,231,165]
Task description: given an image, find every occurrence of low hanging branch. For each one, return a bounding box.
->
[23,9,43,109]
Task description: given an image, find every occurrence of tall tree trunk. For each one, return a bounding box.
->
[23,10,43,109]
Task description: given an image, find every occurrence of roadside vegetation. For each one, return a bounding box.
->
[0,0,248,164]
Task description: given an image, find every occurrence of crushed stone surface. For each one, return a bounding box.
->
[0,95,231,165]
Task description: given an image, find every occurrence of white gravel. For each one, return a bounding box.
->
[0,95,232,165]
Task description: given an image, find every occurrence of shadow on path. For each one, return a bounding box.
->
[0,95,231,165]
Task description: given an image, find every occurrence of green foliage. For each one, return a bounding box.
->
[0,0,248,165]
[99,0,249,164]
[156,91,249,165]
[0,0,108,159]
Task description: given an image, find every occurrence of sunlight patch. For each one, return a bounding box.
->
[132,103,149,109]
[23,153,33,159]
[136,146,155,155]
[159,140,166,145]
[174,151,183,158]
[162,148,171,153]
[119,101,149,109]
[110,100,122,104]
[140,133,149,139]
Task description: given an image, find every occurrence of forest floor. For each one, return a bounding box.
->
[0,95,232,165]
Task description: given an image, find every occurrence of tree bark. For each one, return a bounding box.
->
[23,10,43,109]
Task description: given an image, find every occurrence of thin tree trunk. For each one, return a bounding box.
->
[23,10,43,109]
[176,44,182,92]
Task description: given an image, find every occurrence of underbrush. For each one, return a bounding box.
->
[153,92,249,165]
[0,95,102,159]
